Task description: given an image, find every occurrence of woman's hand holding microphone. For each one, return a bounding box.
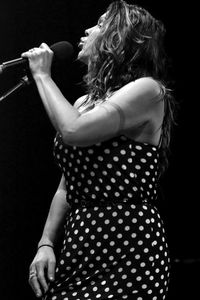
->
[21,43,53,80]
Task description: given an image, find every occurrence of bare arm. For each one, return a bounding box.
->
[22,44,163,147]
[69,78,162,146]
[34,73,161,147]
[22,43,80,136]
[29,174,70,298]
[38,174,70,247]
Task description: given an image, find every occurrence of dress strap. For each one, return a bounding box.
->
[157,84,166,148]
[100,101,125,134]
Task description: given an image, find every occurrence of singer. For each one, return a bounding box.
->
[24,1,176,299]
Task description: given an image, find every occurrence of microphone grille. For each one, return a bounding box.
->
[51,41,74,62]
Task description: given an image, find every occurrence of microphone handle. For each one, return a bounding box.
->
[0,58,28,74]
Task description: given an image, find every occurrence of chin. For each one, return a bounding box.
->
[78,51,89,65]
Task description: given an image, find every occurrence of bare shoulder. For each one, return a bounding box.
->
[135,76,160,92]
[108,77,162,109]
[73,95,88,109]
[121,77,161,102]
[116,78,164,144]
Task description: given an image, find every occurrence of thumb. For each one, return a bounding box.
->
[40,42,51,51]
[47,259,56,282]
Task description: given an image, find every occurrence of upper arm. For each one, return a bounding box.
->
[107,77,161,129]
[63,77,162,146]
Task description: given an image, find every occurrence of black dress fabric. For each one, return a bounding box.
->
[45,133,170,300]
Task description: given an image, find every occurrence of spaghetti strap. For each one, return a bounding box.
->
[158,130,163,148]
[100,101,125,134]
[157,83,166,148]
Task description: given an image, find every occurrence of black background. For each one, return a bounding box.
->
[0,0,198,299]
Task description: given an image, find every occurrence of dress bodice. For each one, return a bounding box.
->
[53,134,160,208]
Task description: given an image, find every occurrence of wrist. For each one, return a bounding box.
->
[37,244,54,251]
[38,236,54,249]
[33,72,51,81]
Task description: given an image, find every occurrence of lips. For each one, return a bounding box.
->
[81,37,87,43]
[78,43,84,50]
[78,38,87,49]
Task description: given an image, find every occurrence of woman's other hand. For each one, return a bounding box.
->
[28,246,56,298]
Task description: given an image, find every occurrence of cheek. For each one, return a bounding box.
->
[86,30,100,48]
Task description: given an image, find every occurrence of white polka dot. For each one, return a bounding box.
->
[127,282,132,287]
[104,149,110,154]
[135,165,141,170]
[131,268,137,273]
[116,248,122,253]
[136,276,142,281]
[132,218,137,223]
[116,171,121,176]
[106,185,111,190]
[135,145,142,150]
[131,233,137,238]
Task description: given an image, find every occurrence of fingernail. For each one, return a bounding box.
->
[36,293,41,297]
[50,276,54,281]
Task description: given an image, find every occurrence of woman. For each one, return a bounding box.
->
[24,1,175,299]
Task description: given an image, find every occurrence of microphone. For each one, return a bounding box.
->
[0,41,74,74]
[0,41,74,102]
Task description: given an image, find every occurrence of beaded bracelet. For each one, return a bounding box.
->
[37,244,54,250]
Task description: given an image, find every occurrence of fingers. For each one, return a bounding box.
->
[36,262,49,295]
[40,43,54,59]
[21,47,41,58]
[29,262,49,298]
[21,42,52,58]
[21,43,53,77]
[29,267,43,298]
[47,259,56,282]
[40,42,51,52]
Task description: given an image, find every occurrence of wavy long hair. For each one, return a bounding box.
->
[81,0,177,175]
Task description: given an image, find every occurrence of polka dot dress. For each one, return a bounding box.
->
[45,133,170,300]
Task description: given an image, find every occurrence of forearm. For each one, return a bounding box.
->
[33,73,80,136]
[38,189,70,247]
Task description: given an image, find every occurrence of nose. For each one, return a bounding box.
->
[85,28,90,36]
[85,25,96,36]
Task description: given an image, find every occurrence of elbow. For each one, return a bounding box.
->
[61,125,79,146]
[60,125,85,147]
[61,126,93,147]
